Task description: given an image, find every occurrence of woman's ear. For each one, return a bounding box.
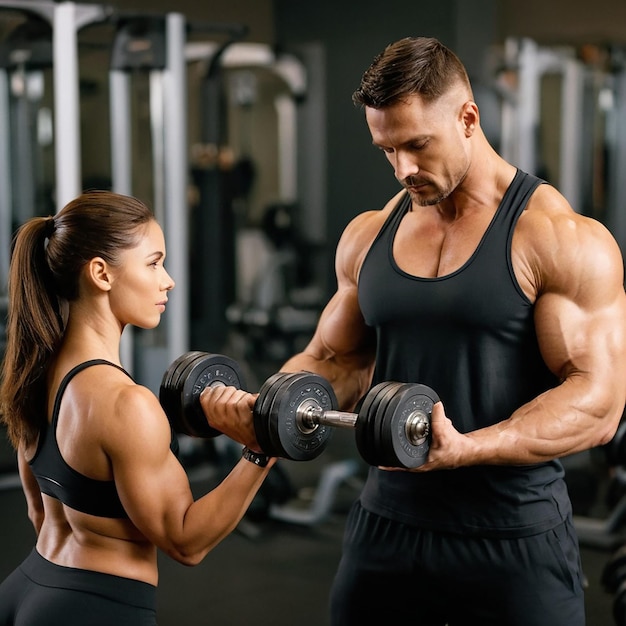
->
[85,257,113,292]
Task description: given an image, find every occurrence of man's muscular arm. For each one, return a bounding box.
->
[422,187,626,470]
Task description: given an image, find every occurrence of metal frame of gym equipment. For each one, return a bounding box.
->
[185,39,308,353]
[0,2,190,386]
[0,11,52,277]
[0,1,111,209]
[602,51,626,254]
[498,37,588,212]
[0,0,110,365]
[108,11,189,384]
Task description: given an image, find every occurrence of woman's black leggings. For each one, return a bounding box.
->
[0,549,157,626]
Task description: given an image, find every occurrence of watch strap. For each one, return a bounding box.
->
[242,446,271,468]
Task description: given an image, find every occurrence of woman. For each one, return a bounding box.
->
[0,190,274,625]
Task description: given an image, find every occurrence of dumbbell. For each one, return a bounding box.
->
[159,351,247,438]
[159,351,338,460]
[159,351,439,468]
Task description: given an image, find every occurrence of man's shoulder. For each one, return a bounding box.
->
[517,181,623,289]
[521,183,605,237]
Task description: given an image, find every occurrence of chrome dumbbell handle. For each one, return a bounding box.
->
[296,401,358,432]
[296,399,429,446]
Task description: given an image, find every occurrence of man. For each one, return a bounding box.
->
[202,37,626,625]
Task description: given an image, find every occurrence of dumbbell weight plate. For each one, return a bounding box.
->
[253,372,293,455]
[355,381,400,466]
[381,383,439,468]
[168,351,207,391]
[354,382,391,465]
[373,382,407,467]
[171,352,219,404]
[160,352,206,434]
[266,373,310,457]
[160,351,205,422]
[160,351,245,438]
[266,372,338,461]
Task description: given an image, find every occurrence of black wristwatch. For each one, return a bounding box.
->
[242,446,271,468]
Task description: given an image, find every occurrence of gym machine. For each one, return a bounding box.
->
[108,11,189,382]
[497,37,590,212]
[0,0,109,370]
[602,48,626,254]
[0,0,111,209]
[185,38,311,356]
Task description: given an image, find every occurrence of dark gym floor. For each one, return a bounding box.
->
[0,346,622,625]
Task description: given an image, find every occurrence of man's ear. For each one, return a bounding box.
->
[461,101,479,136]
[85,257,113,292]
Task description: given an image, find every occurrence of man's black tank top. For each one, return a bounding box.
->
[29,360,179,519]
[357,169,571,538]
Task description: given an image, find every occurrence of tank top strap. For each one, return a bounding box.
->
[494,169,545,236]
[50,360,134,430]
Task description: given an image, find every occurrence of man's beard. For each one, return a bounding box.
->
[402,165,469,207]
[402,176,449,207]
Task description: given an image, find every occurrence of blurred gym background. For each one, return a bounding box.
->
[1,0,626,624]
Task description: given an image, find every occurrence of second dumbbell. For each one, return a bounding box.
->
[254,373,437,468]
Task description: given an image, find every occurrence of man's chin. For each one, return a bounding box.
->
[407,189,443,207]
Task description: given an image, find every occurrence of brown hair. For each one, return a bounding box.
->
[0,190,155,449]
[352,36,472,109]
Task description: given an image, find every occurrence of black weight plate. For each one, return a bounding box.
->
[357,382,403,467]
[180,353,246,437]
[269,372,336,461]
[272,374,338,461]
[170,351,207,388]
[159,351,190,408]
[266,373,308,457]
[376,384,406,467]
[371,382,405,467]
[266,372,329,458]
[171,351,209,393]
[162,352,212,418]
[382,383,439,468]
[253,372,292,456]
[266,373,319,458]
[380,384,422,468]
[163,351,207,408]
[159,352,206,433]
[166,352,212,422]
[163,352,224,436]
[162,352,222,434]
[355,382,397,466]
